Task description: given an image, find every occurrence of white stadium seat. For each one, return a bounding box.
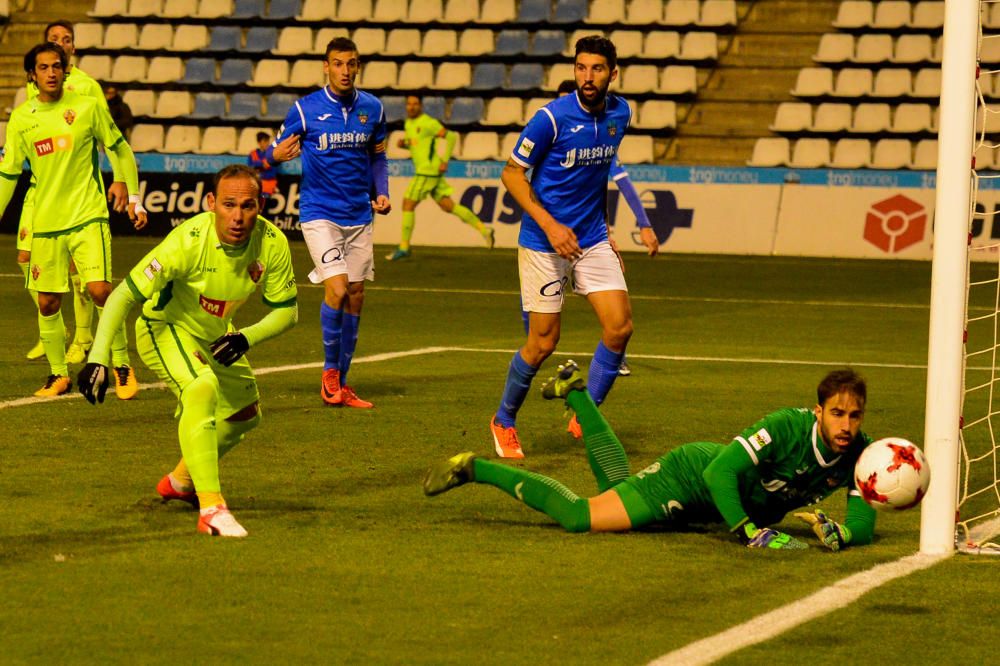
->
[163,126,201,153]
[748,137,790,167]
[769,102,813,132]
[872,139,912,169]
[789,138,830,168]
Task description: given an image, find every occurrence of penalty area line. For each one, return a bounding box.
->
[648,552,949,666]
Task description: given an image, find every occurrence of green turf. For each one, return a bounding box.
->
[0,239,997,664]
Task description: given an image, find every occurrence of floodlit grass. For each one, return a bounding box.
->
[1,239,997,664]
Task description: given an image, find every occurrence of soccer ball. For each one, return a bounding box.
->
[854,437,931,511]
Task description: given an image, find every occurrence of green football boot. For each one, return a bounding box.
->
[540,360,585,400]
[423,452,477,497]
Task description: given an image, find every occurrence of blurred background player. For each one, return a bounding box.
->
[103,84,134,139]
[0,42,145,397]
[489,36,633,458]
[427,363,877,552]
[78,165,299,538]
[247,131,280,205]
[385,95,494,261]
[18,21,135,366]
[266,37,390,409]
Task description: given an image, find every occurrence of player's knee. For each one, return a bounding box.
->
[182,373,220,409]
[604,319,633,348]
[36,293,61,315]
[559,502,591,533]
[226,401,260,425]
[87,282,112,306]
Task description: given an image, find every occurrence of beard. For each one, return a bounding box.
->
[577,83,609,110]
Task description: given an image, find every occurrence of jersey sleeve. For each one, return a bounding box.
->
[843,487,877,546]
[0,115,26,213]
[266,102,306,163]
[92,100,138,192]
[610,158,627,181]
[510,107,556,168]
[372,102,388,145]
[124,227,190,301]
[260,221,298,308]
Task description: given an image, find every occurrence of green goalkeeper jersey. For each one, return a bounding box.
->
[124,212,298,342]
[0,89,135,234]
[404,113,453,176]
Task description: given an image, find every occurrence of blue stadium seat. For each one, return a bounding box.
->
[382,96,406,124]
[509,63,543,90]
[264,93,297,121]
[228,92,262,120]
[470,63,505,90]
[191,92,227,119]
[494,30,530,56]
[422,96,446,122]
[267,0,300,19]
[218,59,254,85]
[531,30,566,56]
[181,58,216,85]
[232,0,265,18]
[207,26,241,52]
[448,97,485,126]
[517,0,549,22]
[245,27,277,52]
[552,0,587,23]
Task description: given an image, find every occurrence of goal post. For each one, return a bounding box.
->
[919,0,980,555]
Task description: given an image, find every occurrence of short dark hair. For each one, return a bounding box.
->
[43,20,74,41]
[325,37,359,59]
[556,79,576,95]
[255,131,271,142]
[817,368,867,408]
[213,164,261,196]
[574,35,617,71]
[24,43,68,76]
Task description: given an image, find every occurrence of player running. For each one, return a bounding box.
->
[385,95,495,261]
[77,165,298,538]
[427,364,877,551]
[266,36,389,409]
[0,42,145,398]
[490,36,634,458]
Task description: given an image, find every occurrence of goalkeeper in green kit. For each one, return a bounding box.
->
[424,363,878,551]
[385,96,494,261]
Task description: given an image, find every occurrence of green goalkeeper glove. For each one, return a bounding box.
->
[735,520,808,550]
[794,510,852,552]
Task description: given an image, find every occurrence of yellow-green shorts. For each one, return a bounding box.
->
[404,174,453,203]
[136,317,259,419]
[16,184,35,253]
[28,219,111,293]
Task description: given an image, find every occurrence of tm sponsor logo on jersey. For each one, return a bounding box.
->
[199,294,227,318]
[316,131,370,151]
[559,145,616,169]
[33,134,72,157]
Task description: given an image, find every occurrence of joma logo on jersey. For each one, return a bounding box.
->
[33,134,72,157]
[199,295,227,318]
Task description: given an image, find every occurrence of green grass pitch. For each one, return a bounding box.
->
[0,238,997,664]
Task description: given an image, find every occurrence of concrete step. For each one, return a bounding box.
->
[697,67,802,102]
[719,33,823,69]
[743,0,840,34]
[675,100,777,137]
[665,136,757,166]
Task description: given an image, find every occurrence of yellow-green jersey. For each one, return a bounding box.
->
[124,212,298,342]
[404,113,453,176]
[0,90,135,234]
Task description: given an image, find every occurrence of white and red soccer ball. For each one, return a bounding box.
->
[854,437,931,511]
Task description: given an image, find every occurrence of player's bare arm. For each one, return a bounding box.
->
[501,159,580,259]
[271,134,301,163]
[107,182,128,213]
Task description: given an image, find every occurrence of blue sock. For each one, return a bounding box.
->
[495,352,539,428]
[321,302,343,371]
[588,341,625,406]
[339,312,360,385]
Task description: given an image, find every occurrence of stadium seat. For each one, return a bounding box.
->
[196,126,237,154]
[384,29,422,56]
[872,138,912,169]
[228,92,262,120]
[892,34,934,65]
[126,0,161,16]
[434,62,472,90]
[102,23,139,50]
[912,68,942,98]
[290,59,325,87]
[509,64,543,90]
[153,91,193,118]
[531,30,566,57]
[110,56,148,83]
[245,27,278,53]
[237,127,271,154]
[88,0,127,17]
[353,28,386,55]
[264,93,297,121]
[386,129,408,158]
[191,92,227,119]
[813,34,854,65]
[552,0,586,24]
[813,103,852,132]
[659,66,697,95]
[769,102,813,132]
[524,97,552,119]
[478,0,516,24]
[633,100,677,129]
[138,24,173,50]
[853,34,893,65]
[422,96,446,120]
[912,139,938,169]
[232,0,265,17]
[619,65,659,93]
[144,56,184,83]
[381,96,405,123]
[873,68,912,97]
[618,135,655,164]
[470,63,505,90]
[163,125,201,153]
[219,59,254,85]
[77,55,112,81]
[181,57,216,85]
[644,31,681,59]
[872,1,910,29]
[267,0,300,19]
[831,68,873,97]
[544,63,574,91]
[207,26,242,52]
[789,138,830,168]
[74,23,104,50]
[408,0,443,22]
[974,144,997,171]
[449,97,485,126]
[129,124,164,152]
[495,29,530,56]
[315,27,351,53]
[850,103,892,133]
[587,0,625,23]
[833,1,873,29]
[892,103,933,133]
[420,30,458,58]
[298,0,336,20]
[338,0,372,21]
[123,89,156,116]
[747,137,790,166]
[609,30,643,59]
[911,1,944,29]
[444,0,478,22]
[699,0,737,27]
[680,32,718,61]
[500,131,521,158]
[629,0,668,25]
[170,25,209,51]
[275,27,314,56]
[195,0,232,17]
[791,67,834,97]
[458,29,495,56]
[459,132,500,160]
[398,62,434,89]
[517,0,549,22]
[373,0,407,21]
[989,4,1000,30]
[483,98,524,126]
[980,38,1000,66]
[359,61,397,88]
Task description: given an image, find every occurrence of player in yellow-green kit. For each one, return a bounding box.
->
[0,42,145,398]
[385,96,494,261]
[78,165,299,537]
[19,20,137,365]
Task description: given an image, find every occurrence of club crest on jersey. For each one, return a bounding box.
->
[143,258,162,281]
[607,121,618,137]
[63,109,76,126]
[358,112,368,125]
[19,227,28,241]
[247,260,264,283]
[31,264,40,280]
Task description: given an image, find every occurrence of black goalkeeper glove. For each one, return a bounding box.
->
[77,363,109,405]
[209,332,250,367]
[735,520,808,550]
[794,510,852,552]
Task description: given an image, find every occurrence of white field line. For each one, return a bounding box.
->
[648,552,949,666]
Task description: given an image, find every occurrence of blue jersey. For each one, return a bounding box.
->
[273,87,386,226]
[509,92,632,252]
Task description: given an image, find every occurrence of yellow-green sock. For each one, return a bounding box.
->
[38,310,67,376]
[400,211,415,250]
[70,273,94,345]
[178,374,221,501]
[452,203,489,235]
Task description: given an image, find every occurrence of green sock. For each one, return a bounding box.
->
[567,390,631,492]
[452,203,489,236]
[472,459,590,532]
[178,374,220,493]
[70,274,94,345]
[38,310,68,376]
[97,305,130,367]
[400,211,415,250]
[217,410,261,459]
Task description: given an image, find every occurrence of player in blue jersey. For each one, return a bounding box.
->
[490,36,635,459]
[266,37,390,409]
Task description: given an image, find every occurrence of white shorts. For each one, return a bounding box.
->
[301,220,375,284]
[519,241,628,314]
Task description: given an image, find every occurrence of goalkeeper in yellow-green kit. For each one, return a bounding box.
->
[385,96,495,261]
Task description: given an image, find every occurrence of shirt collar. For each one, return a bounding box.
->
[323,86,358,110]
